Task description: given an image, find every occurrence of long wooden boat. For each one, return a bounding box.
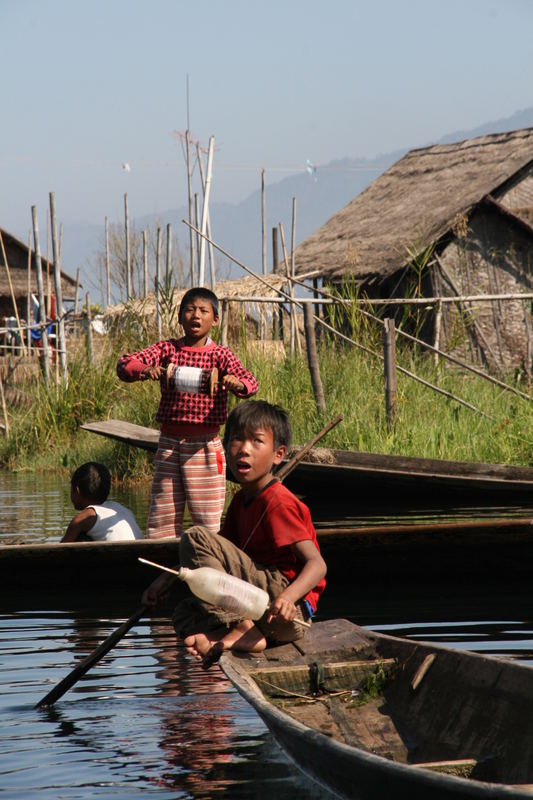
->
[4,511,533,596]
[81,419,533,508]
[220,618,533,799]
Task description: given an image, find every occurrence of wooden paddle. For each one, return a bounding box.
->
[35,412,343,708]
[35,605,147,709]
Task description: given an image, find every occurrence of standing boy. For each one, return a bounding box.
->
[117,288,258,539]
[142,400,327,666]
[61,462,143,542]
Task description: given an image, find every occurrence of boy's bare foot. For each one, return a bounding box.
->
[183,620,268,666]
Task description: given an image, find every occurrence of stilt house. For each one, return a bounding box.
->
[295,128,533,373]
[0,228,78,324]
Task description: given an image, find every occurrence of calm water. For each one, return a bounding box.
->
[2,470,533,799]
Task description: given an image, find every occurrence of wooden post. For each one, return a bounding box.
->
[0,231,27,356]
[74,267,80,313]
[383,317,397,428]
[124,193,131,299]
[31,206,50,385]
[221,299,229,346]
[290,197,299,352]
[279,222,301,355]
[165,223,172,290]
[86,292,93,364]
[49,192,67,382]
[143,230,148,299]
[105,216,111,308]
[155,227,162,339]
[194,193,200,282]
[304,302,326,413]
[198,135,214,286]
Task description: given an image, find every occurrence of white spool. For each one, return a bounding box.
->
[166,364,218,395]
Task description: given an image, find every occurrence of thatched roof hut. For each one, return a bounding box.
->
[0,227,78,321]
[295,128,533,373]
[295,127,533,283]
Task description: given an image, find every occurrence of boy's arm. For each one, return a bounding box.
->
[116,341,168,382]
[267,540,327,624]
[61,508,98,543]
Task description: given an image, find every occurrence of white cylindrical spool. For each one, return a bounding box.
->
[169,365,204,393]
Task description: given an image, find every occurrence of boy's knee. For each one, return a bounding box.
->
[179,525,218,566]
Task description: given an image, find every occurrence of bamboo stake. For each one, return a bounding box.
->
[196,142,216,289]
[124,193,131,299]
[185,129,196,285]
[166,223,172,290]
[143,230,148,299]
[26,232,32,354]
[0,231,27,356]
[74,267,80,313]
[49,192,67,382]
[31,207,50,385]
[303,302,326,412]
[198,135,214,286]
[383,318,397,428]
[155,227,162,339]
[105,216,111,308]
[279,222,301,354]
[0,371,9,437]
[86,292,93,364]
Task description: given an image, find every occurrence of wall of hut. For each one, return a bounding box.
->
[432,205,533,374]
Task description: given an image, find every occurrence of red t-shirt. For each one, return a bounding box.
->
[116,338,258,434]
[221,481,326,611]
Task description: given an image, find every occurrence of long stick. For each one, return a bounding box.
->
[35,605,147,709]
[277,413,343,480]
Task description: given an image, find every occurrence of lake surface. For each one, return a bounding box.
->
[2,470,533,798]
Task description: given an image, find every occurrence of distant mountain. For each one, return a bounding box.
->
[58,107,533,301]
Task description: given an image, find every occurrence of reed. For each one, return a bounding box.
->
[2,309,533,477]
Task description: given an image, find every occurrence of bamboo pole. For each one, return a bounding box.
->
[0,231,27,356]
[434,299,442,367]
[124,193,131,299]
[74,267,80,313]
[143,230,148,299]
[185,129,196,285]
[221,299,229,346]
[31,206,50,385]
[49,192,67,381]
[105,216,111,308]
[155,227,162,339]
[196,142,216,289]
[85,292,93,364]
[26,232,32,354]
[272,227,282,341]
[279,222,301,354]
[166,223,172,290]
[0,371,9,437]
[198,135,214,286]
[383,318,397,428]
[303,302,326,413]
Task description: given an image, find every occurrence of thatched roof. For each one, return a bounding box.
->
[294,127,533,281]
[0,228,78,298]
[103,274,288,319]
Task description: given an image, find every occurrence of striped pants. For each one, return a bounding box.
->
[146,433,226,539]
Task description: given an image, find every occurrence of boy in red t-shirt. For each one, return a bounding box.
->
[117,288,257,539]
[142,400,327,667]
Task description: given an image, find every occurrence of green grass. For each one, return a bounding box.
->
[2,315,533,480]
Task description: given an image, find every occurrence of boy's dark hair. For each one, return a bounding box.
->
[71,462,111,504]
[223,400,292,450]
[178,287,219,319]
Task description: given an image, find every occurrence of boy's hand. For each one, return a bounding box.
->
[267,595,298,624]
[141,366,164,381]
[141,572,176,606]
[222,374,244,394]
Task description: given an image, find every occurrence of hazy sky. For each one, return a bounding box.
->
[2,0,533,237]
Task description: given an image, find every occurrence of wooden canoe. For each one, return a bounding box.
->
[81,419,533,508]
[4,512,533,596]
[220,618,533,799]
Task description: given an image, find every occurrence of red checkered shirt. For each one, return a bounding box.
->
[117,338,258,434]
